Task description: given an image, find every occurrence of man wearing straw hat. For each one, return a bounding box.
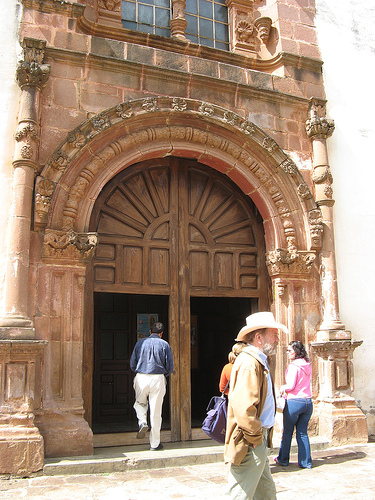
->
[224,311,288,499]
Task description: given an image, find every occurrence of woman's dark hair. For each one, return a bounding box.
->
[289,340,310,361]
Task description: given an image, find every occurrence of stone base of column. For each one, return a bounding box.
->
[317,329,351,341]
[0,326,35,340]
[0,413,44,475]
[316,398,368,446]
[35,410,94,458]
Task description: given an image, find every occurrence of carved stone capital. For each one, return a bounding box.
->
[306,115,335,140]
[16,38,50,90]
[266,248,316,276]
[311,340,362,361]
[254,16,272,44]
[43,229,98,261]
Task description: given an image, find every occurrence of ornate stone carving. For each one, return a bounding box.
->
[98,0,121,11]
[262,136,277,153]
[91,112,111,132]
[297,182,312,200]
[280,158,298,176]
[49,151,70,171]
[306,115,335,139]
[199,102,215,117]
[223,111,237,125]
[35,177,55,221]
[16,38,50,90]
[67,129,87,149]
[312,166,333,185]
[324,185,333,198]
[266,248,316,276]
[43,229,98,260]
[254,16,272,44]
[116,102,134,119]
[236,19,255,43]
[172,97,187,112]
[240,121,256,136]
[142,97,159,112]
[308,208,324,248]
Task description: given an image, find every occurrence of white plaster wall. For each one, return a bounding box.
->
[315,0,375,435]
[0,1,22,313]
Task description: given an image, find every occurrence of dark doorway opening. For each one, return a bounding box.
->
[190,296,258,426]
[92,292,170,434]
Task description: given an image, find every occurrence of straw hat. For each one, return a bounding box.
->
[235,312,288,342]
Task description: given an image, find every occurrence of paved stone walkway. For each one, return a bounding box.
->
[0,442,374,499]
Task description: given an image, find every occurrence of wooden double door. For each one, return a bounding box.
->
[90,157,268,439]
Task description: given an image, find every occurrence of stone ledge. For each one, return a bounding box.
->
[43,436,330,476]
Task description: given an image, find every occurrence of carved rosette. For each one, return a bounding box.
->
[266,248,316,276]
[236,19,255,44]
[14,123,39,163]
[43,229,98,261]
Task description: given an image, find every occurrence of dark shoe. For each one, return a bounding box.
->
[136,422,149,439]
[150,443,164,451]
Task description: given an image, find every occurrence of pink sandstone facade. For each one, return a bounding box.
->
[0,0,368,475]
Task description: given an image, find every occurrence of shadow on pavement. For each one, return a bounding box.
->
[271,450,367,472]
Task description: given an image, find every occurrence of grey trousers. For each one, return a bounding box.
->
[226,429,277,500]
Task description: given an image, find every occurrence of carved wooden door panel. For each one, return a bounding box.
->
[90,157,267,439]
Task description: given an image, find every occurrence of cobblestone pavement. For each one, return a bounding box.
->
[0,442,374,499]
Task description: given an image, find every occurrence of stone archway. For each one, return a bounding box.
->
[32,97,323,455]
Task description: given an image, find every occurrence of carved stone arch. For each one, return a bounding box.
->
[36,97,322,257]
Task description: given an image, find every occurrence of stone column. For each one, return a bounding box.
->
[0,38,50,340]
[0,37,50,476]
[305,99,345,340]
[306,100,367,445]
[170,0,188,40]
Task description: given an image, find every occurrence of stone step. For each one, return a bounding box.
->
[43,436,330,476]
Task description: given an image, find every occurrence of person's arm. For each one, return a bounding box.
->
[281,364,298,393]
[164,344,174,376]
[219,366,229,393]
[130,343,139,372]
[229,363,263,447]
[219,364,232,393]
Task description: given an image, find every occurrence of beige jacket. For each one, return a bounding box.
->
[224,346,273,465]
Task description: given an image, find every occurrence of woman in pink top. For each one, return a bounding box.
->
[275,341,313,469]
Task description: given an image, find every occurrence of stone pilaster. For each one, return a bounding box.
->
[0,340,46,475]
[0,38,50,339]
[226,0,257,57]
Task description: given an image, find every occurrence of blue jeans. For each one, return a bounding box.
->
[277,398,313,468]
